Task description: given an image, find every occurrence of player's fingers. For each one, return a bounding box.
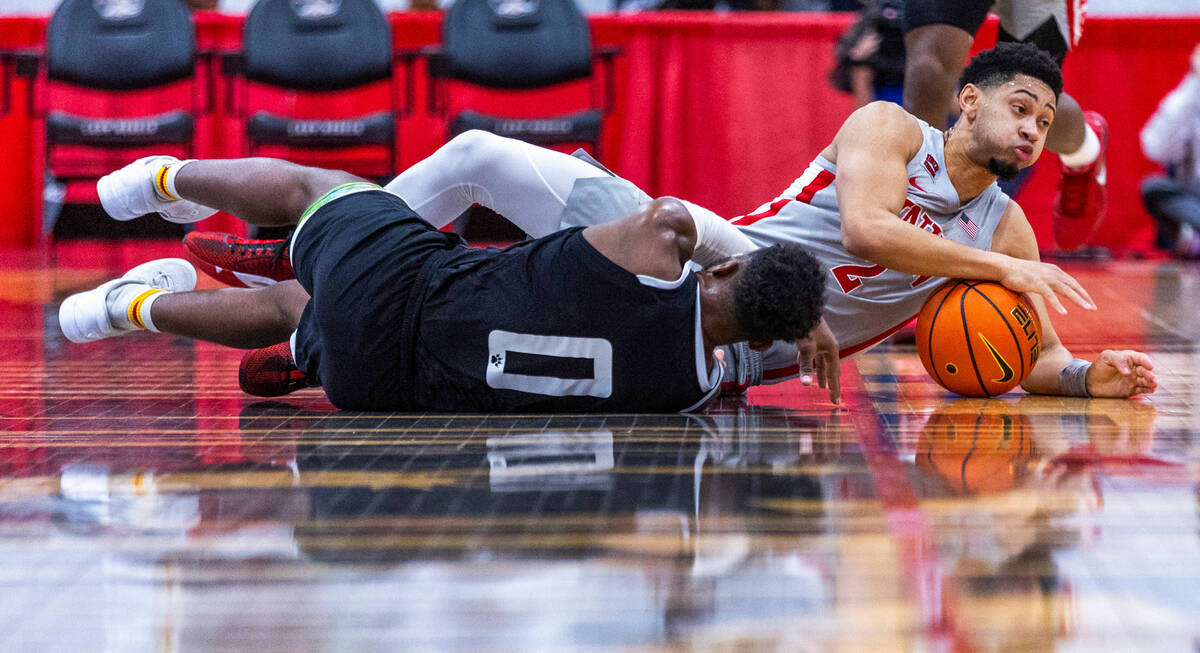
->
[797,342,815,385]
[1040,285,1068,315]
[1058,271,1096,310]
[1101,350,1131,375]
[1128,351,1155,371]
[1053,278,1094,312]
[828,360,842,404]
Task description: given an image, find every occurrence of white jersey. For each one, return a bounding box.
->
[732,118,1012,382]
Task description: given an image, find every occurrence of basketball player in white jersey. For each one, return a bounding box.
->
[180,43,1155,403]
[902,0,1109,252]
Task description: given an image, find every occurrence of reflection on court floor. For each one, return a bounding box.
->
[0,246,1197,651]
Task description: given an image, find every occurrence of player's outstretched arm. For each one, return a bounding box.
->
[833,102,1094,313]
[992,207,1157,397]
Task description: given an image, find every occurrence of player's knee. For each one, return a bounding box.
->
[287,164,359,216]
[264,280,308,329]
[444,129,506,163]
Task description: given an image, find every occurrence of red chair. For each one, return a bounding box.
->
[13,0,211,238]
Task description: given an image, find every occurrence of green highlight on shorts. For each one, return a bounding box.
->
[297,182,384,227]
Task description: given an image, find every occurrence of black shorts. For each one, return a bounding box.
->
[903,0,1069,63]
[290,187,463,410]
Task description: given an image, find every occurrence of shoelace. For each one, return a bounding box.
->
[232,238,290,271]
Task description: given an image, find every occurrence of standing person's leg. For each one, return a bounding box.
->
[901,0,992,128]
[1142,176,1200,256]
[989,0,1108,249]
[384,130,609,237]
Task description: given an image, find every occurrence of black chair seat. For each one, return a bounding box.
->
[248,111,395,148]
[450,109,601,145]
[46,109,193,146]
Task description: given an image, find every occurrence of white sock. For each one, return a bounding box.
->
[106,283,168,332]
[151,159,196,201]
[1059,124,1101,170]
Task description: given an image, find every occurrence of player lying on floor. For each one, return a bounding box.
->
[60,157,827,412]
[176,42,1155,402]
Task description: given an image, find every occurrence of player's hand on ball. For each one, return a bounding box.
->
[999,257,1096,315]
[1086,350,1157,397]
[796,318,841,404]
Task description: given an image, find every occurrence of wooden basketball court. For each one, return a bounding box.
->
[1,241,1197,651]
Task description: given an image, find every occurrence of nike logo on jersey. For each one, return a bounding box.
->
[978,333,1015,384]
[908,176,926,192]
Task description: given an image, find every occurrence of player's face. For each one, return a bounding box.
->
[971,75,1057,180]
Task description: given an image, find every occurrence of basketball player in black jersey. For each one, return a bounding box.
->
[60,157,826,412]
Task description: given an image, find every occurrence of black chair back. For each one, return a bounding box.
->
[47,0,195,90]
[243,0,392,92]
[443,0,592,89]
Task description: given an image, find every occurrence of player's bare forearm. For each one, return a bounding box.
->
[1022,344,1158,398]
[844,211,1010,279]
[174,158,363,227]
[1020,340,1074,395]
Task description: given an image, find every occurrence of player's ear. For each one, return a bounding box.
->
[704,257,742,278]
[959,83,982,119]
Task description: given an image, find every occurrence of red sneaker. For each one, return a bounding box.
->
[1052,111,1109,251]
[183,232,294,288]
[239,342,309,397]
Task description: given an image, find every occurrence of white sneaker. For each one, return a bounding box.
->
[97,156,219,224]
[59,258,197,343]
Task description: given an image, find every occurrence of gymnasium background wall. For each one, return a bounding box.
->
[0,12,1196,253]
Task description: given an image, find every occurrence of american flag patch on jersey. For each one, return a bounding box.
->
[958,213,978,239]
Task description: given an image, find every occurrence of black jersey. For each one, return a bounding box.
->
[411,227,722,412]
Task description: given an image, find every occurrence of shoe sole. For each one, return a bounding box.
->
[59,280,126,343]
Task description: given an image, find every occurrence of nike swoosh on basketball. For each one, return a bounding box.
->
[978,333,1015,384]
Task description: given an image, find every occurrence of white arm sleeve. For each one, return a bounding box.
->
[679,199,757,266]
[1141,74,1200,166]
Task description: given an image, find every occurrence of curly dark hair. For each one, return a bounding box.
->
[733,244,824,343]
[959,42,1064,99]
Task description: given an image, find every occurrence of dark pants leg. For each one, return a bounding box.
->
[1141,176,1200,253]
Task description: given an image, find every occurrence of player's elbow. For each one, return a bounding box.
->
[841,220,883,260]
[644,197,694,238]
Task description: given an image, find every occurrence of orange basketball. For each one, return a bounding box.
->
[916,399,1034,494]
[915,280,1042,397]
